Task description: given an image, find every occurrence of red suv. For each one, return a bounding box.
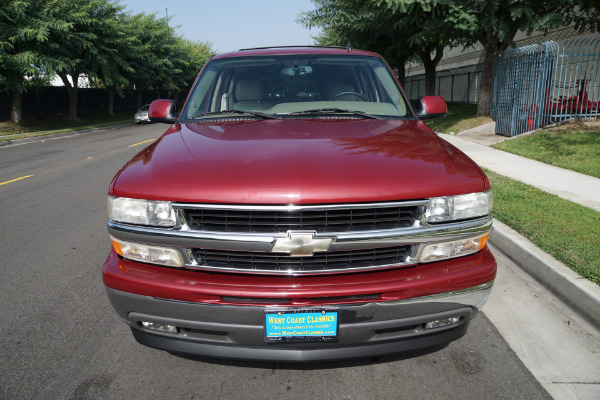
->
[103,46,495,362]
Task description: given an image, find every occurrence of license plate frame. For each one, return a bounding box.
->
[264,308,339,343]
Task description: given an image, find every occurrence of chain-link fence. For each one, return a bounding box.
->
[404,63,483,103]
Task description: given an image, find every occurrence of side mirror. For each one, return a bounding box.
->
[148,99,177,124]
[415,96,447,120]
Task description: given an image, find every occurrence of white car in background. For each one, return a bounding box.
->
[134,104,151,124]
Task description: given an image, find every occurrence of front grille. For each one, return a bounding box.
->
[183,205,419,233]
[191,246,412,273]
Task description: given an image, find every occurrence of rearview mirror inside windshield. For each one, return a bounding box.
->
[281,65,313,76]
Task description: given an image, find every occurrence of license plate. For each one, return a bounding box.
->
[264,308,339,343]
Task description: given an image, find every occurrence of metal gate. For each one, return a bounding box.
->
[491,36,600,137]
[491,42,558,137]
[547,37,600,123]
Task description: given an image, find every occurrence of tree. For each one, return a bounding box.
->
[124,12,177,109]
[300,0,476,95]
[1,0,216,124]
[120,12,215,109]
[301,0,599,115]
[301,1,415,86]
[468,0,600,116]
[45,0,126,121]
[0,0,71,124]
[91,9,135,116]
[169,38,216,105]
[380,0,476,95]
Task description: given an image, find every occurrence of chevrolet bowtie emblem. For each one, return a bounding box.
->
[271,231,333,257]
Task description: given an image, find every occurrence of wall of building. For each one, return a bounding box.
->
[406,26,589,77]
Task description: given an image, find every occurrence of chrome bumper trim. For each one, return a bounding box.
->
[108,216,492,275]
[108,217,493,252]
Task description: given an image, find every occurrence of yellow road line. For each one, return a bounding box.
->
[129,139,155,147]
[0,175,34,186]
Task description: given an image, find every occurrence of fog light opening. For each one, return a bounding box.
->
[424,316,462,330]
[140,321,179,333]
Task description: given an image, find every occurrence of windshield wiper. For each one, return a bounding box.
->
[285,108,382,120]
[191,110,278,119]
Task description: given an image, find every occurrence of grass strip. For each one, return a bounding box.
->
[0,109,136,138]
[0,120,131,142]
[492,124,600,179]
[486,169,600,286]
[424,103,493,134]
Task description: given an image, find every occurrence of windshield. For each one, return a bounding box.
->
[183,54,410,119]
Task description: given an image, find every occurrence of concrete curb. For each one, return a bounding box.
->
[0,123,134,148]
[490,218,600,327]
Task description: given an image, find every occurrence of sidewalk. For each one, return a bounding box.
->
[442,129,600,213]
[437,127,600,328]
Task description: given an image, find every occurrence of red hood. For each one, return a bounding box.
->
[111,119,488,204]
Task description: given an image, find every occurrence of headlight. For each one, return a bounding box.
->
[111,236,185,267]
[426,191,492,223]
[108,196,176,227]
[419,232,490,263]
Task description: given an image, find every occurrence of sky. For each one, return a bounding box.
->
[120,0,321,53]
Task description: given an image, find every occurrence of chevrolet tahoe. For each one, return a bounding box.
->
[103,46,496,362]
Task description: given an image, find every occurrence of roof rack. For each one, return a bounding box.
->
[238,45,347,51]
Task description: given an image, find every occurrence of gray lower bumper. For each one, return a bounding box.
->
[106,282,492,362]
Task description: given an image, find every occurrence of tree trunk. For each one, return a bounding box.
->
[396,62,406,88]
[476,50,495,117]
[68,86,78,121]
[107,87,115,116]
[476,25,518,117]
[10,88,23,125]
[136,87,143,110]
[415,45,444,96]
[423,61,437,96]
[59,72,80,121]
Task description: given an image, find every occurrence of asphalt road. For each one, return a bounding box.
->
[0,124,551,400]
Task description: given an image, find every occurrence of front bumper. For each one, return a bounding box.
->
[103,247,496,362]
